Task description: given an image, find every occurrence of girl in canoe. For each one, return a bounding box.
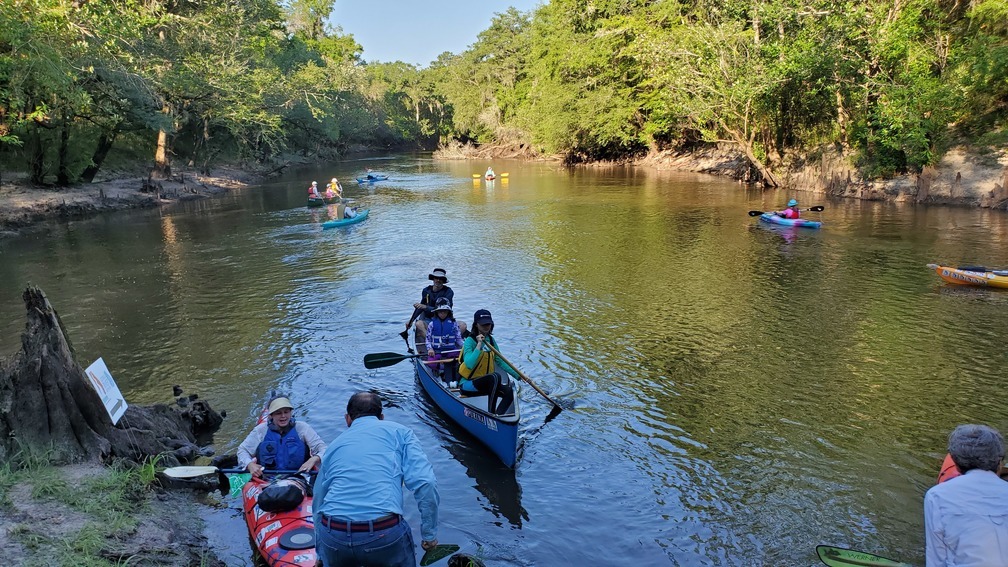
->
[426,298,463,384]
[324,178,342,199]
[459,309,516,415]
[776,198,800,219]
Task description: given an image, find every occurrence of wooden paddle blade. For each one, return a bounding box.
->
[364,352,412,369]
[816,545,911,567]
[748,210,765,216]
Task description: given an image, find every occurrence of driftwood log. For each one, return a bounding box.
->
[0,286,223,467]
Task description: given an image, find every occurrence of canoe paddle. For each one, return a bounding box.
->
[364,350,461,369]
[815,545,913,567]
[399,306,425,340]
[483,342,567,413]
[748,205,825,216]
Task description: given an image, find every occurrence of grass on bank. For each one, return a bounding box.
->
[0,447,212,567]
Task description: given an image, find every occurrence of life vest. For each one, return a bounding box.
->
[429,317,459,352]
[256,421,308,471]
[459,336,498,380]
[783,207,799,219]
[308,186,319,198]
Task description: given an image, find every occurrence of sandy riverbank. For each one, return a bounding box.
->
[0,462,226,566]
[0,164,266,238]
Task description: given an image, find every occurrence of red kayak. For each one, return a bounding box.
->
[240,406,317,566]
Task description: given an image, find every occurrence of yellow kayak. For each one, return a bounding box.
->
[928,264,1008,289]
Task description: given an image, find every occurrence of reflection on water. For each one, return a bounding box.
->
[2,156,1008,565]
[415,383,528,528]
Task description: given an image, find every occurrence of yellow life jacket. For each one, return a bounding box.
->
[458,337,497,380]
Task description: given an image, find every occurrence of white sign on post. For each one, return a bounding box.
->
[85,358,128,425]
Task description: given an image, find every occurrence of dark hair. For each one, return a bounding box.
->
[948,424,1005,473]
[346,392,383,420]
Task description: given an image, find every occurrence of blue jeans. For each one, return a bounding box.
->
[316,517,415,567]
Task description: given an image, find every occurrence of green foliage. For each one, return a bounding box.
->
[1,0,1003,182]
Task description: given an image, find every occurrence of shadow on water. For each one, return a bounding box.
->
[413,376,528,528]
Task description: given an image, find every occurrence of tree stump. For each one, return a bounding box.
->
[0,286,223,467]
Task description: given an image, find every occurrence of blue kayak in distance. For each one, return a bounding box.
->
[321,209,369,229]
[759,212,822,229]
[355,174,389,183]
[412,357,520,468]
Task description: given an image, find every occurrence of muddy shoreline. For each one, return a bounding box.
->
[3,146,1007,239]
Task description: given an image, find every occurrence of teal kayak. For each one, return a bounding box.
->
[321,209,369,229]
[759,213,822,229]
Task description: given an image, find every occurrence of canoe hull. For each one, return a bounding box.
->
[930,265,1008,289]
[413,357,519,467]
[306,198,325,208]
[758,213,822,229]
[321,209,369,229]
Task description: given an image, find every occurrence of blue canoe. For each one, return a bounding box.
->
[321,209,369,229]
[355,174,389,183]
[759,212,822,229]
[413,357,520,468]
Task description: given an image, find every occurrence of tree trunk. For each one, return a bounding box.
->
[81,129,118,183]
[152,127,171,179]
[28,127,45,185]
[56,118,71,186]
[0,286,223,467]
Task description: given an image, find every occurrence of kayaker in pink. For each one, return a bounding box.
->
[777,198,800,219]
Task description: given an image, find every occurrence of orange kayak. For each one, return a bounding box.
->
[927,264,1008,289]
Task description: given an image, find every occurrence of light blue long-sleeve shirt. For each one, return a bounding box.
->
[312,416,439,542]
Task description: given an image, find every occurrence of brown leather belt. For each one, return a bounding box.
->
[320,513,400,532]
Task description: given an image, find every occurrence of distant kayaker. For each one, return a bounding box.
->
[236,396,327,478]
[426,298,464,384]
[458,309,517,415]
[412,268,466,348]
[308,181,321,199]
[485,166,495,179]
[312,392,440,565]
[924,424,1008,566]
[777,198,800,219]
[325,178,342,199]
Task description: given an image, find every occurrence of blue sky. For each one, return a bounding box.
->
[330,0,544,67]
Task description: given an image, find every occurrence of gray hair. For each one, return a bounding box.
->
[948,424,1005,473]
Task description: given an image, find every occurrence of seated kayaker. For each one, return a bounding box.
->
[344,205,357,219]
[308,181,321,199]
[426,299,463,384]
[236,396,327,478]
[485,166,495,179]
[925,424,1008,566]
[776,199,800,219]
[459,309,516,415]
[325,177,342,199]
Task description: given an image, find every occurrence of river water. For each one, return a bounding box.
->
[2,155,1008,566]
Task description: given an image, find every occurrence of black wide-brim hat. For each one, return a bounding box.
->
[428,268,448,282]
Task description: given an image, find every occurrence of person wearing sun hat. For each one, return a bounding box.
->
[308,180,321,199]
[412,268,466,349]
[236,395,327,478]
[425,298,464,384]
[777,198,800,219]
